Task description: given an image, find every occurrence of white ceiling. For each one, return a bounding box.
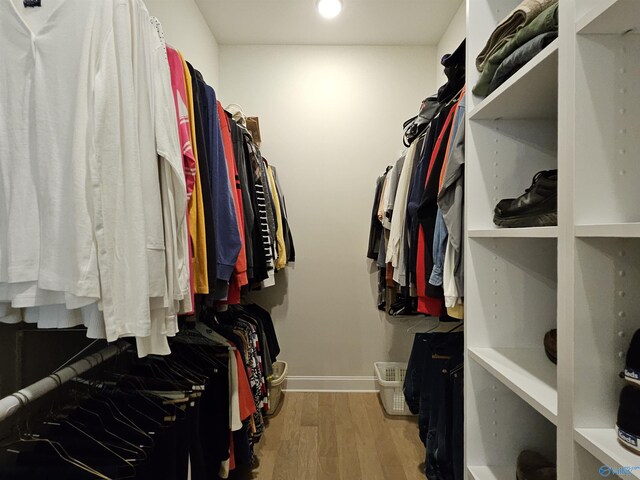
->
[194,0,464,46]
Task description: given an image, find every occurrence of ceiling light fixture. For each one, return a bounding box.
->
[317,0,342,19]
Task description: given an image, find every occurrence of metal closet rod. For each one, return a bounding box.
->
[0,339,130,424]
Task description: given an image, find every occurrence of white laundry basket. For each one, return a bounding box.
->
[374,362,412,416]
[267,361,288,415]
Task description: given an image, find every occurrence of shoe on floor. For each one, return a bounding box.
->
[493,170,557,228]
[544,329,557,365]
[516,450,556,480]
[624,329,640,387]
[617,385,640,454]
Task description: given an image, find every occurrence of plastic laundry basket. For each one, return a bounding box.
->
[374,362,412,416]
[267,361,288,415]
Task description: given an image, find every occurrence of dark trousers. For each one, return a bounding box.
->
[450,361,464,480]
[404,332,463,479]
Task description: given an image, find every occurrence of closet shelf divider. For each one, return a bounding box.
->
[468,347,558,425]
[574,428,640,479]
[468,39,559,121]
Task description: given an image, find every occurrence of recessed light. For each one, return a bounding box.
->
[317,0,342,19]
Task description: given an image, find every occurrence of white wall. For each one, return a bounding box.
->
[144,0,220,89]
[220,45,436,386]
[435,2,466,88]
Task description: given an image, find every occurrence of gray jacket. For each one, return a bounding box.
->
[437,98,465,297]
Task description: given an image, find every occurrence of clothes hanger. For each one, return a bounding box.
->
[85,395,153,448]
[103,375,176,421]
[4,403,111,480]
[406,318,439,335]
[9,436,111,479]
[60,405,147,460]
[177,341,231,374]
[78,376,153,444]
[74,362,164,439]
[62,419,137,478]
[159,355,207,388]
[226,103,247,126]
[406,317,464,335]
[49,408,139,462]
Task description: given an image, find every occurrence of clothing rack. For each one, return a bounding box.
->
[0,340,130,424]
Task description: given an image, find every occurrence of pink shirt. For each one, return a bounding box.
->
[167,46,196,200]
[167,46,196,314]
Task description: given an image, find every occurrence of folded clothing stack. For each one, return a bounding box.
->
[474,0,559,97]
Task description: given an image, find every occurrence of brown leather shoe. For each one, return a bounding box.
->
[544,329,557,365]
[516,450,556,480]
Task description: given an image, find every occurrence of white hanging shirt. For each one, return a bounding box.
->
[1,0,155,341]
[0,0,114,304]
[387,137,422,285]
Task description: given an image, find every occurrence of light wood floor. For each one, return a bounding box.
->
[230,392,425,480]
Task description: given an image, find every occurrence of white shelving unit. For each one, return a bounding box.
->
[465,0,640,478]
[467,465,515,480]
[469,39,558,121]
[469,347,558,423]
[576,429,640,479]
[575,223,640,238]
[469,226,558,238]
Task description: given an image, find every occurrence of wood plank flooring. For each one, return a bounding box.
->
[230,392,425,480]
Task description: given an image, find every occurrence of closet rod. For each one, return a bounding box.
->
[0,340,130,424]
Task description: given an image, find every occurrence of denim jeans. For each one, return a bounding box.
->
[450,359,464,480]
[405,332,463,479]
[404,333,431,417]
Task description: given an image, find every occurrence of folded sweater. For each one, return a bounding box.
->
[476,0,557,72]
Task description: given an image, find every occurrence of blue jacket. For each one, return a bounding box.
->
[205,85,241,282]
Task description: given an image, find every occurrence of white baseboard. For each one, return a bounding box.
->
[283,376,378,392]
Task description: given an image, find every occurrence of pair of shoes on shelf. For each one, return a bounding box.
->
[494,169,557,228]
[617,329,640,454]
[544,329,557,365]
[517,450,556,480]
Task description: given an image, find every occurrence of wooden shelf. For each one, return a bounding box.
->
[469,39,558,121]
[575,223,640,238]
[575,428,640,479]
[467,465,514,480]
[577,0,640,35]
[469,347,558,425]
[469,227,558,238]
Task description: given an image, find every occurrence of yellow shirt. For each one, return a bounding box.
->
[180,51,209,294]
[266,165,287,270]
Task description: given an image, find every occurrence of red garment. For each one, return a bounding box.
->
[416,102,459,315]
[229,432,235,471]
[235,349,257,420]
[416,228,444,315]
[217,102,248,303]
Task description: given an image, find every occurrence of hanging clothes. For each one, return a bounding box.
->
[368,38,465,320]
[0,1,294,356]
[180,52,210,296]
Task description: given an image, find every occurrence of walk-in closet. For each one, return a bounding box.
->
[1,0,638,478]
